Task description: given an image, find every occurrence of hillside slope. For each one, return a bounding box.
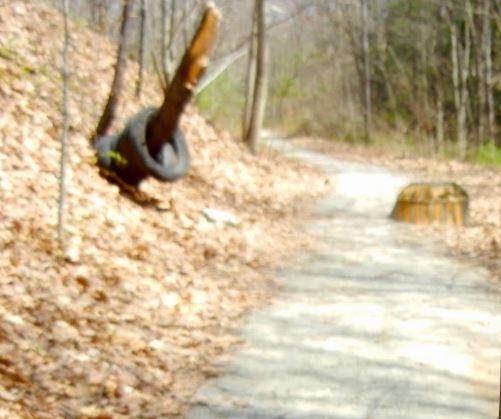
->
[0,2,327,418]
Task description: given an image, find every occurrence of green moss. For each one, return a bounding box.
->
[107,151,128,167]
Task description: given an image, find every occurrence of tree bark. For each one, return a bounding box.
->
[458,5,471,157]
[436,82,444,153]
[449,15,470,158]
[161,0,178,85]
[483,0,496,143]
[161,0,167,86]
[242,3,258,141]
[147,5,221,156]
[245,0,269,154]
[93,0,134,141]
[451,21,461,118]
[135,0,147,98]
[182,0,190,49]
[470,0,486,148]
[361,0,372,143]
[58,0,70,249]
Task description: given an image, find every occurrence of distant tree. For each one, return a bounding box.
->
[360,0,372,143]
[244,0,269,153]
[135,0,147,98]
[242,4,258,141]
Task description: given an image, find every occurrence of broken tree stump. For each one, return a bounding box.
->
[391,182,469,226]
[94,5,221,187]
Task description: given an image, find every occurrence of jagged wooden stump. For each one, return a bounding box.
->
[391,183,469,226]
[93,5,220,187]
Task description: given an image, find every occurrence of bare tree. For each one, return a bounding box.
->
[93,0,135,140]
[459,2,472,157]
[242,4,258,141]
[245,0,269,153]
[57,0,70,248]
[161,0,178,85]
[483,0,496,143]
[135,0,147,98]
[360,0,372,143]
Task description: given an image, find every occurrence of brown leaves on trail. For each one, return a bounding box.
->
[0,2,328,418]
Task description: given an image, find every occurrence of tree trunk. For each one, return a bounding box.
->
[471,0,486,148]
[167,0,177,83]
[135,0,147,98]
[182,0,190,49]
[242,3,258,141]
[93,0,134,141]
[436,82,444,153]
[147,5,221,156]
[361,0,372,143]
[58,0,70,249]
[161,0,177,85]
[451,21,461,118]
[483,0,496,143]
[245,0,269,154]
[450,17,470,158]
[161,0,167,86]
[458,7,471,158]
[418,7,430,134]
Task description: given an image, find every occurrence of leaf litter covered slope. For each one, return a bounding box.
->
[293,138,500,281]
[0,2,328,418]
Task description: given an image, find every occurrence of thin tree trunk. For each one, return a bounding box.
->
[161,0,177,85]
[436,82,444,153]
[135,0,147,98]
[242,3,258,141]
[466,0,482,151]
[93,0,134,140]
[418,7,431,133]
[361,0,372,143]
[182,0,190,48]
[58,0,70,249]
[245,0,269,154]
[458,8,471,157]
[166,0,177,84]
[483,0,496,143]
[161,0,167,85]
[451,21,461,118]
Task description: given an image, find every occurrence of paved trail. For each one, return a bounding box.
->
[189,143,501,419]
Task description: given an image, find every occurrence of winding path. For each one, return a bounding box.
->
[188,142,500,419]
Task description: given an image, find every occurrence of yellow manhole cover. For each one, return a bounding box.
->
[391,183,469,226]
